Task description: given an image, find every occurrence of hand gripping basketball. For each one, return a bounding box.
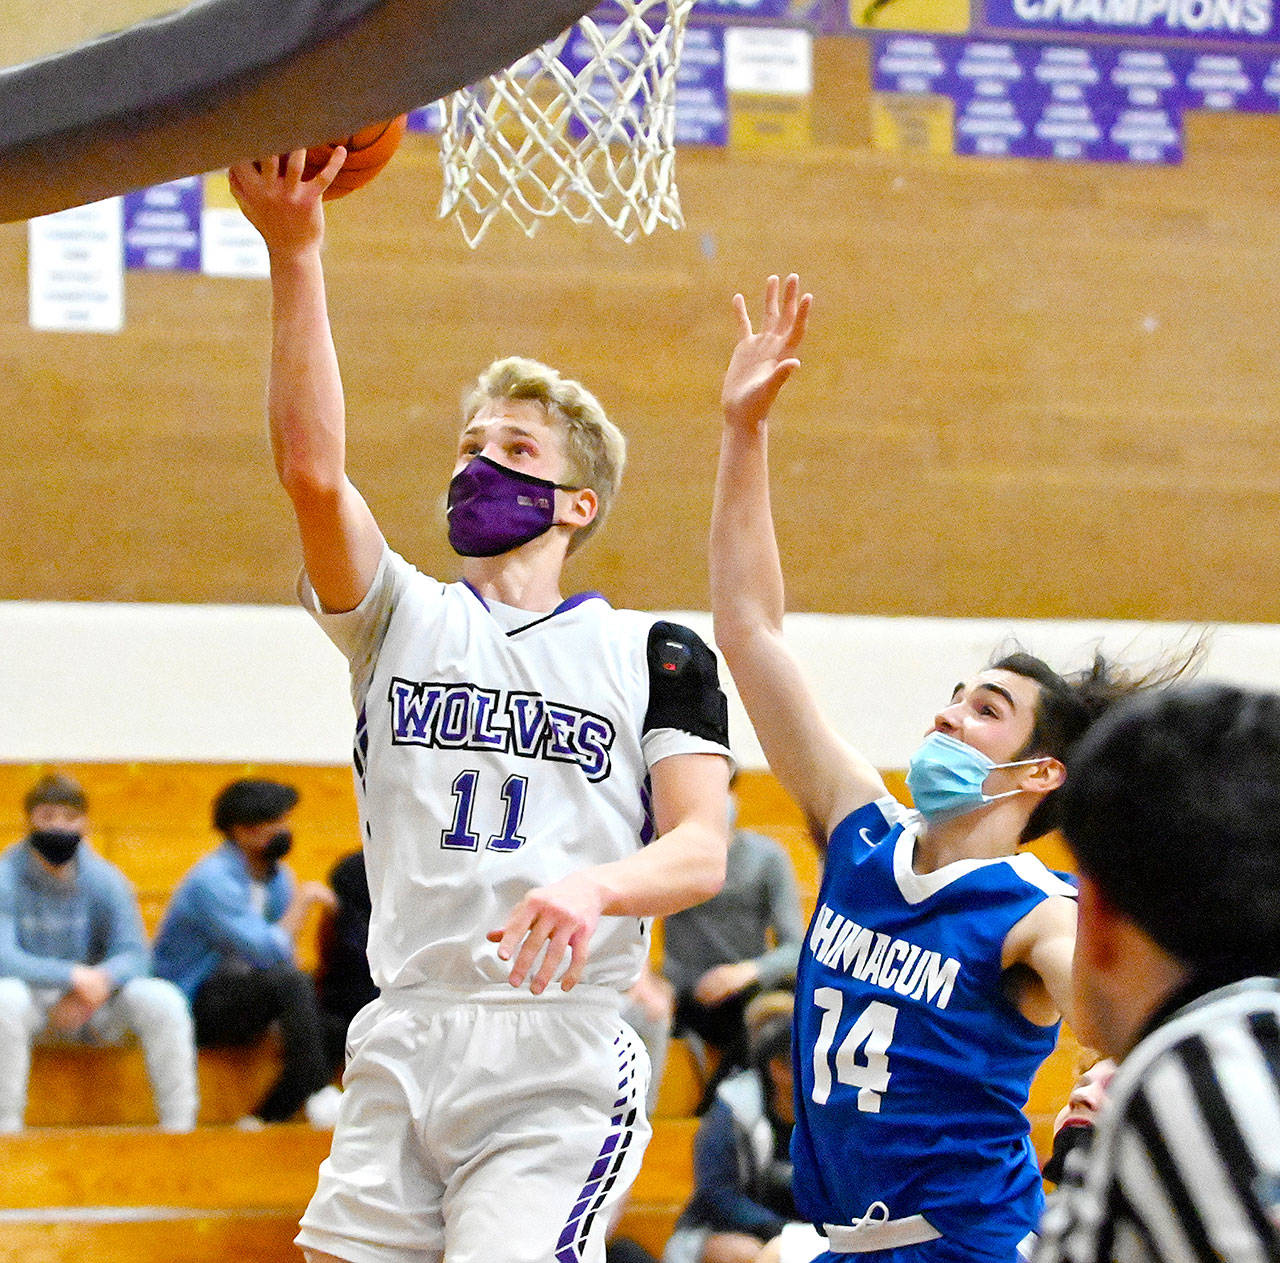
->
[301,114,408,200]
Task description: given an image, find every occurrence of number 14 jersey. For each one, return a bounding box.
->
[791,796,1076,1257]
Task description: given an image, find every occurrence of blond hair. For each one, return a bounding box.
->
[463,356,626,551]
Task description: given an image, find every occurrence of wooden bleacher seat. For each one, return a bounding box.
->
[0,1125,330,1263]
[652,1036,709,1120]
[26,1041,285,1127]
[0,1120,692,1262]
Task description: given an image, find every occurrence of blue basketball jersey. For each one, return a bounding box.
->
[791,797,1076,1257]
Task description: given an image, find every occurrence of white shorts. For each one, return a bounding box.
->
[296,987,651,1263]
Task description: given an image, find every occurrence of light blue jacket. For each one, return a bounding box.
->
[152,841,295,1000]
[0,839,150,990]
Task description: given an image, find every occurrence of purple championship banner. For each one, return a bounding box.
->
[692,0,808,14]
[950,40,1184,159]
[676,24,731,145]
[875,33,1280,160]
[123,177,202,271]
[691,0,845,27]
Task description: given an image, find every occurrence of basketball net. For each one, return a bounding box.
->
[438,0,694,246]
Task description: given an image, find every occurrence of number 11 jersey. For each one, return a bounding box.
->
[791,796,1076,1258]
[303,546,732,998]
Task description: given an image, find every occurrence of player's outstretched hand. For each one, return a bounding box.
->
[722,273,811,433]
[487,872,606,994]
[227,147,346,257]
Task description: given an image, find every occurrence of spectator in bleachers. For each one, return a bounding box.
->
[1040,1052,1113,1188]
[314,847,377,1076]
[663,993,803,1263]
[0,772,198,1133]
[663,775,804,1103]
[152,778,340,1128]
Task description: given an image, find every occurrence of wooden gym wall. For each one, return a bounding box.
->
[2,25,1280,622]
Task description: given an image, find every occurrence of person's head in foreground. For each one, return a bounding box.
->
[1060,681,1280,1059]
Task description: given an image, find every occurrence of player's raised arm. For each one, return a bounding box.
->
[229,150,385,613]
[711,275,885,839]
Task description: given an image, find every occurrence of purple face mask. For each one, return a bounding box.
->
[447,455,575,558]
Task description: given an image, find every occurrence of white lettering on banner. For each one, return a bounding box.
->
[1009,0,1270,31]
[808,903,960,1010]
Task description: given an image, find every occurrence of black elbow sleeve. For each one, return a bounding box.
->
[643,621,730,748]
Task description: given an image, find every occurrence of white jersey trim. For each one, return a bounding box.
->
[893,824,1076,905]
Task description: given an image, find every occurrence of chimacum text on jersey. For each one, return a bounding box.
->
[808,903,961,1009]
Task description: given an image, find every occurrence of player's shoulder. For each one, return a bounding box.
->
[187,842,244,886]
[394,549,457,603]
[1004,852,1078,901]
[79,845,133,888]
[599,601,707,636]
[1099,982,1280,1167]
[582,606,720,683]
[1140,979,1280,1067]
[829,795,913,852]
[645,618,718,674]
[0,844,20,890]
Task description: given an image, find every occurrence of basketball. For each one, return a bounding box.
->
[302,114,409,199]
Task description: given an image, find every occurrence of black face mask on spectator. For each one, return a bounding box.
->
[1042,1121,1095,1185]
[29,828,82,867]
[262,830,293,864]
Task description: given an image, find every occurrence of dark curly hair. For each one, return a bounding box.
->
[991,642,1202,843]
[212,779,299,835]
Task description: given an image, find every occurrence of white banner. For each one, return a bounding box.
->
[28,198,124,333]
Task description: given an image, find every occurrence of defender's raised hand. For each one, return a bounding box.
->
[722,273,812,431]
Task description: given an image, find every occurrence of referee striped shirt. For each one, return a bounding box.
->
[1033,978,1280,1263]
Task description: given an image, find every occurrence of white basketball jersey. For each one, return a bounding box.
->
[303,547,731,996]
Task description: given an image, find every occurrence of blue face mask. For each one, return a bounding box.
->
[905,731,1047,824]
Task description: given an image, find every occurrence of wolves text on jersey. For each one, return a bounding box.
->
[808,902,961,1010]
[388,678,617,782]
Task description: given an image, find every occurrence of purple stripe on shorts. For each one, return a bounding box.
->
[554,1033,641,1262]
